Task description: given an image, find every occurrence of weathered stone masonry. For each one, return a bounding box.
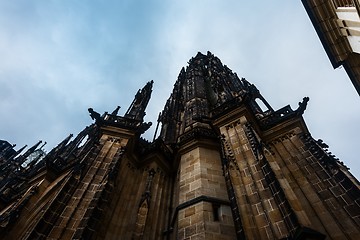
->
[0,52,359,239]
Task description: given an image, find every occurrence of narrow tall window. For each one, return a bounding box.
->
[255,98,269,112]
[212,203,220,221]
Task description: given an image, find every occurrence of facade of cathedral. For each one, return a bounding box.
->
[0,52,359,239]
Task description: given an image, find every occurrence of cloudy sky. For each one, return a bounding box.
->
[0,1,359,178]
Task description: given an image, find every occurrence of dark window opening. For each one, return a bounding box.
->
[212,203,220,221]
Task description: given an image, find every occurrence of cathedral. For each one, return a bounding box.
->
[0,52,359,239]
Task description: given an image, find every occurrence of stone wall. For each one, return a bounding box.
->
[176,145,236,239]
[266,131,360,239]
[220,118,291,239]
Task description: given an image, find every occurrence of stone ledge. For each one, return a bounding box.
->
[165,195,231,235]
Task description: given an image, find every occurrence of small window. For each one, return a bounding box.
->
[255,98,269,112]
[212,203,220,221]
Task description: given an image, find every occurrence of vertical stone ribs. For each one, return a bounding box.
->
[160,51,278,145]
[243,123,300,238]
[133,168,156,239]
[26,167,85,239]
[160,69,185,144]
[24,136,126,240]
[220,136,246,240]
[300,134,360,225]
[24,143,101,239]
[159,68,185,143]
[75,146,126,240]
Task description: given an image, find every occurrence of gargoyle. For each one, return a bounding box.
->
[88,108,101,121]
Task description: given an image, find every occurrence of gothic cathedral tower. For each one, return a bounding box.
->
[0,52,359,239]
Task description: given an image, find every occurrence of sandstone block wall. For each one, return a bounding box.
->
[220,118,290,239]
[266,131,360,239]
[177,146,236,239]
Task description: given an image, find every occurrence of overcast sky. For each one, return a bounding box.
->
[0,1,359,178]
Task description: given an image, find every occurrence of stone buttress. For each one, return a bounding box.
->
[0,52,359,240]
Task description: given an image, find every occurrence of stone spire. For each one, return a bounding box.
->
[159,51,274,144]
[125,80,154,122]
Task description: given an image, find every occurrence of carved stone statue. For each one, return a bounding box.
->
[88,108,101,121]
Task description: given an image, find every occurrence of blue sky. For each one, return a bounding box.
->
[0,1,359,178]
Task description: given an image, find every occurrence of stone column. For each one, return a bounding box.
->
[175,127,236,240]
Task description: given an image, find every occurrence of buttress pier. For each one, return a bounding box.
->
[0,52,359,239]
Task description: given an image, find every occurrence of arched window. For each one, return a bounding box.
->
[255,98,269,112]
